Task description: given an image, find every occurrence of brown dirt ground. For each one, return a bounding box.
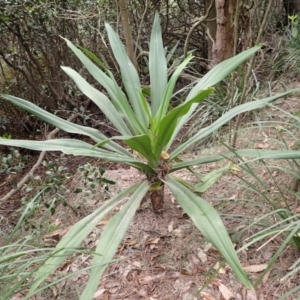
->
[2,86,300,300]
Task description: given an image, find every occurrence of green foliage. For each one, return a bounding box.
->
[78,162,115,194]
[0,148,28,175]
[0,12,298,299]
[0,0,119,134]
[288,14,300,39]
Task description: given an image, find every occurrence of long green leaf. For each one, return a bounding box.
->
[26,182,143,298]
[61,67,131,135]
[149,12,168,116]
[164,176,253,289]
[90,134,158,169]
[194,163,232,192]
[105,23,149,129]
[153,54,193,130]
[64,39,144,135]
[154,88,214,158]
[80,181,149,300]
[187,45,262,100]
[0,95,131,156]
[170,148,300,173]
[0,138,155,174]
[169,46,262,148]
[166,41,179,64]
[124,135,158,168]
[170,90,298,160]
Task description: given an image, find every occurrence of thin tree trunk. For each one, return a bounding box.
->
[205,0,217,62]
[119,0,138,71]
[212,0,237,65]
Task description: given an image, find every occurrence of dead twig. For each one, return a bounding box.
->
[183,0,214,58]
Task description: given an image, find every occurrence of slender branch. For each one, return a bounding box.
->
[135,0,149,55]
[183,0,213,58]
[233,0,240,57]
[231,0,273,148]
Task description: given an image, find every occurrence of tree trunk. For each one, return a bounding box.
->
[119,0,138,70]
[212,0,237,65]
[150,187,164,213]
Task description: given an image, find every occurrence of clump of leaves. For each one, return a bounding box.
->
[0,148,28,175]
[0,13,298,299]
[78,162,115,194]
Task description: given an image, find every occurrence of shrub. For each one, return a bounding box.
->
[0,12,298,299]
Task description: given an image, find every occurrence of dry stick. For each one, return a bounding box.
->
[183,0,213,58]
[231,0,273,148]
[233,1,240,58]
[0,114,79,204]
[134,0,149,55]
[228,0,241,144]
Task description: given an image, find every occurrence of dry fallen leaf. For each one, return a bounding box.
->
[180,269,191,275]
[55,218,62,226]
[197,248,207,263]
[218,283,233,300]
[168,220,174,232]
[145,237,160,249]
[247,290,258,300]
[200,292,215,300]
[132,261,142,268]
[203,243,212,252]
[212,262,226,274]
[140,273,165,284]
[254,142,269,149]
[43,226,72,246]
[243,263,268,273]
[229,164,241,174]
[228,193,238,200]
[173,228,182,236]
[93,289,106,299]
[11,293,28,300]
[262,268,272,284]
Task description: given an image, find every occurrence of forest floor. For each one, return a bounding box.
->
[1,84,300,299]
